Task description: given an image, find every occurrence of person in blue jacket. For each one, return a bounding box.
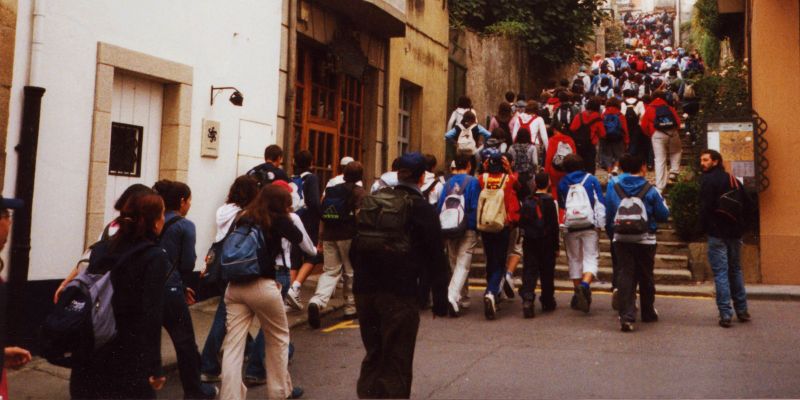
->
[436,154,481,316]
[605,154,670,332]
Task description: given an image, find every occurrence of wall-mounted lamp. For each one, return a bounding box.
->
[210,86,244,106]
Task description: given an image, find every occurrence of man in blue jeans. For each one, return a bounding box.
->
[700,149,753,328]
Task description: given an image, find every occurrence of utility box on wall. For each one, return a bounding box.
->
[201,119,220,158]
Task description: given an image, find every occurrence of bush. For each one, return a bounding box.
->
[667,176,703,241]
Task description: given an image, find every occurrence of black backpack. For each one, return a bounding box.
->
[572,114,599,151]
[247,164,277,187]
[716,174,744,224]
[519,194,551,239]
[321,183,355,225]
[355,187,413,255]
[654,105,677,131]
[553,106,574,133]
[624,103,641,135]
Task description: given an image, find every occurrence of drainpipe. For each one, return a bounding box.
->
[284,0,298,174]
[7,0,47,345]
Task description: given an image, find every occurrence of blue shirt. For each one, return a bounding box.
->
[160,211,197,287]
[444,125,492,142]
[437,174,481,230]
[557,171,605,210]
[604,174,670,239]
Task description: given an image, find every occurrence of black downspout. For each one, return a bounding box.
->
[7,86,45,345]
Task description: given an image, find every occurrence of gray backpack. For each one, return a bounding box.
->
[613,183,652,242]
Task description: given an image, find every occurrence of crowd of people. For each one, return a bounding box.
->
[8,33,754,399]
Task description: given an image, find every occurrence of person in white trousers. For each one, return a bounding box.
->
[641,91,683,191]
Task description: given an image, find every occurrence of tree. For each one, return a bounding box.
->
[448,0,607,66]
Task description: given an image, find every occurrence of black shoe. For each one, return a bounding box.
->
[342,312,358,321]
[642,308,659,323]
[541,300,557,312]
[611,288,620,311]
[719,317,733,328]
[522,300,535,319]
[288,386,304,399]
[576,285,591,313]
[447,301,460,318]
[243,375,266,387]
[736,311,751,322]
[621,322,635,332]
[502,278,516,299]
[570,294,579,310]
[307,303,321,329]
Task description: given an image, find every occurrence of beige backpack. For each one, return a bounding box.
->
[477,173,508,233]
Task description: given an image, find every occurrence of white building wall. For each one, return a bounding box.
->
[3,0,284,280]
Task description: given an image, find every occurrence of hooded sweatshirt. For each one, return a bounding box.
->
[557,171,605,211]
[604,174,670,244]
[569,111,606,145]
[601,106,630,145]
[544,132,577,199]
[640,97,681,137]
[215,203,241,242]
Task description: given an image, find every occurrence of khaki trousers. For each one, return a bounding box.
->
[221,278,291,400]
[310,239,356,315]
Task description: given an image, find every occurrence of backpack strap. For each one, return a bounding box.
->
[159,216,184,240]
[482,173,489,188]
[499,174,508,190]
[635,182,653,199]
[579,174,591,186]
[613,183,629,199]
[728,174,739,190]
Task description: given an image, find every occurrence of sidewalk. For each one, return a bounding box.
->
[7,276,345,399]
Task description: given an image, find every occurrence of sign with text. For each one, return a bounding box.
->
[202,119,220,158]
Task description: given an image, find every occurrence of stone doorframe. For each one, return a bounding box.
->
[84,42,193,246]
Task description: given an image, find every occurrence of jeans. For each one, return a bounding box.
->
[355,293,420,399]
[707,237,748,319]
[200,298,266,379]
[481,228,510,296]
[163,286,210,398]
[614,242,657,323]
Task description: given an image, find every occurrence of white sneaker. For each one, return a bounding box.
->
[286,286,304,311]
[483,293,496,320]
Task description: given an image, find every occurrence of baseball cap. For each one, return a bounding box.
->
[340,156,355,166]
[579,65,587,72]
[397,152,426,176]
[0,195,23,210]
[271,180,293,193]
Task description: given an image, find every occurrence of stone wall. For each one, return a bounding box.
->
[0,0,16,191]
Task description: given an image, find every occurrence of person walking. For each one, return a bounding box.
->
[350,152,449,398]
[600,97,630,175]
[605,154,670,332]
[437,154,481,316]
[569,97,606,174]
[220,185,304,400]
[307,161,366,328]
[544,127,577,203]
[640,90,682,190]
[447,96,477,131]
[69,189,169,399]
[699,150,753,328]
[247,145,290,186]
[153,180,217,399]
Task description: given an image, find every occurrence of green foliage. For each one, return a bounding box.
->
[691,0,721,68]
[605,20,624,53]
[687,64,750,147]
[448,0,607,66]
[667,175,703,241]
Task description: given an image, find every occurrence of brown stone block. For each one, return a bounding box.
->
[97,42,193,85]
[93,64,114,113]
[160,124,190,172]
[90,111,111,162]
[0,1,16,29]
[163,83,192,126]
[0,25,15,86]
[85,212,105,248]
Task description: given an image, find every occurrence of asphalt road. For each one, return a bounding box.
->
[158,289,800,399]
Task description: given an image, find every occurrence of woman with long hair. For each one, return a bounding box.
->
[488,102,514,149]
[69,189,169,399]
[221,185,304,400]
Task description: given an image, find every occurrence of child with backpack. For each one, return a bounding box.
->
[518,173,560,318]
[600,97,630,174]
[307,161,366,328]
[444,110,492,157]
[437,154,482,316]
[477,148,521,320]
[557,154,606,314]
[640,90,682,190]
[510,100,548,151]
[569,97,607,174]
[621,89,647,162]
[605,154,670,332]
[544,127,577,203]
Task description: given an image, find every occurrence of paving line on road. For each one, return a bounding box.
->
[467,285,711,300]
[321,319,360,333]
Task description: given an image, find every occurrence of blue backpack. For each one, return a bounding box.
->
[654,105,677,131]
[603,113,624,142]
[221,223,265,283]
[289,173,309,215]
[321,183,354,225]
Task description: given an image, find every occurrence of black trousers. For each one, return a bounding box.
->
[520,239,556,306]
[163,286,204,397]
[577,145,597,174]
[355,293,420,399]
[614,242,657,323]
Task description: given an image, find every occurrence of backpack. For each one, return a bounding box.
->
[598,87,612,98]
[552,141,574,171]
[220,223,266,283]
[517,115,535,134]
[202,215,239,295]
[40,242,157,368]
[624,102,641,135]
[603,113,624,142]
[477,173,508,233]
[571,79,585,94]
[554,106,574,133]
[456,123,479,155]
[247,164,278,187]
[613,183,653,242]
[519,194,550,239]
[716,174,743,223]
[320,183,354,225]
[439,180,469,238]
[288,172,310,214]
[510,143,534,175]
[564,174,596,230]
[572,114,599,151]
[355,187,413,255]
[653,105,677,131]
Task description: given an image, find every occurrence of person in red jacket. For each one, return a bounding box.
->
[640,90,682,190]
[569,97,606,173]
[544,127,577,201]
[477,148,520,320]
[599,97,630,174]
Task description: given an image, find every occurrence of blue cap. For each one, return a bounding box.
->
[481,146,502,161]
[397,152,426,176]
[0,195,23,210]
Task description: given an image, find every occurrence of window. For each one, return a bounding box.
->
[398,86,412,155]
[108,122,144,176]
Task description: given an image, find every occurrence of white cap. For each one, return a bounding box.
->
[340,156,355,166]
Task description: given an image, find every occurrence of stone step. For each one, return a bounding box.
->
[472,241,689,264]
[596,239,688,255]
[467,263,694,284]
[554,251,689,270]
